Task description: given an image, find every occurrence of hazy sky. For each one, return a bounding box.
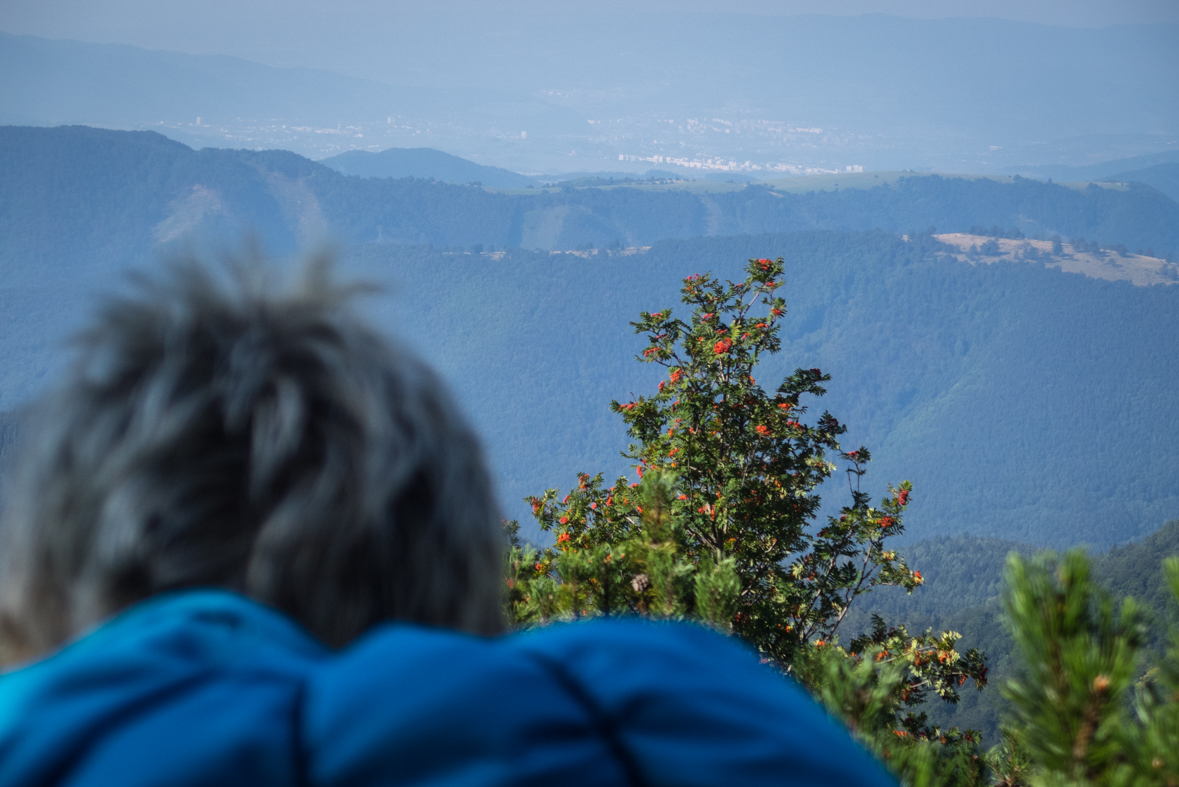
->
[3,0,1175,171]
[2,0,1177,54]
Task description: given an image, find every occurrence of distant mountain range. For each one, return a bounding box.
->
[321,148,540,189]
[4,126,1177,276]
[1006,151,1179,203]
[317,144,1179,209]
[1103,162,1179,204]
[1006,150,1179,184]
[203,139,1179,211]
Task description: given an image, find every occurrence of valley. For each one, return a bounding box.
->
[3,126,1178,553]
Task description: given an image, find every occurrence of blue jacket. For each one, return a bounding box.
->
[0,591,896,786]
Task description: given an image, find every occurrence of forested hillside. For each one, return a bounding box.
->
[0,127,300,274]
[3,126,1178,551]
[1009,149,1179,185]
[1106,162,1179,204]
[320,147,540,189]
[841,528,1179,660]
[845,520,1179,744]
[332,231,1179,549]
[3,227,1177,548]
[3,126,1178,269]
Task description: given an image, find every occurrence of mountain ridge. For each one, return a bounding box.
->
[1006,150,1179,183]
[1104,162,1179,204]
[320,147,540,189]
[3,127,1178,549]
[4,126,1177,270]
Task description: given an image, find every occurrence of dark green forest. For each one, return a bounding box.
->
[2,222,1177,549]
[842,520,1179,744]
[337,231,1179,549]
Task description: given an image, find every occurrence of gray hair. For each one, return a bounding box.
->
[0,258,504,660]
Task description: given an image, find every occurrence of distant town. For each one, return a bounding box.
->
[156,112,873,176]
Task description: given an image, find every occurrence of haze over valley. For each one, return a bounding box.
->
[2,10,1176,175]
[2,124,1178,554]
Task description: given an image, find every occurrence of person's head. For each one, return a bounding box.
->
[0,258,505,662]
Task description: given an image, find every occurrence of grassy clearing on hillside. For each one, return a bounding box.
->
[935,233,1178,286]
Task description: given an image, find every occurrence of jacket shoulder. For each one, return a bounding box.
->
[0,591,324,787]
[511,619,898,787]
[305,619,895,787]
[303,623,629,786]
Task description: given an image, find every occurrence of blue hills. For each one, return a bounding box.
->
[2,124,1179,552]
[1104,162,1179,205]
[320,148,540,189]
[1007,150,1179,184]
[3,126,1178,266]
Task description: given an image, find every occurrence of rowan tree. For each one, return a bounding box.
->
[504,257,988,781]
